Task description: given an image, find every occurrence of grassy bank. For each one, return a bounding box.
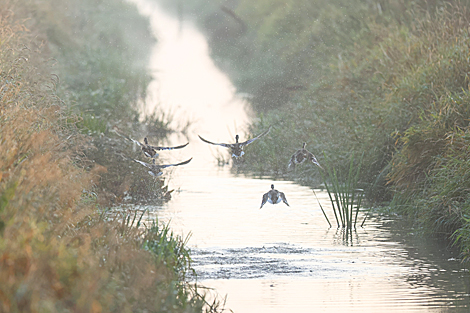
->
[0,0,222,311]
[172,0,470,258]
[23,0,176,206]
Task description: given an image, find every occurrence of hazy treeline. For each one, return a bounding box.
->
[162,0,470,258]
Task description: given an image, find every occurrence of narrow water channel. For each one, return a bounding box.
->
[131,1,470,311]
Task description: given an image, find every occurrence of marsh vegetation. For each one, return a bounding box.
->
[166,0,470,261]
[315,154,365,229]
[0,0,225,311]
[4,0,470,310]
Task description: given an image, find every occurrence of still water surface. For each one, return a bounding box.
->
[131,0,470,311]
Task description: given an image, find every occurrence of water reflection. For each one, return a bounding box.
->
[132,0,251,145]
[130,0,470,311]
[331,227,361,246]
[190,215,469,312]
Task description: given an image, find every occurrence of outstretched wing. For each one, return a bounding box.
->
[287,153,297,170]
[112,129,140,143]
[148,170,163,177]
[133,159,152,169]
[148,142,189,151]
[279,192,290,207]
[129,137,145,148]
[240,126,272,146]
[158,157,193,169]
[132,159,163,177]
[198,135,233,148]
[260,192,269,209]
[307,152,323,169]
[128,137,159,158]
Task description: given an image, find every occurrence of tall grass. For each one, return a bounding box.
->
[158,0,470,259]
[23,0,178,206]
[318,154,365,229]
[0,2,225,312]
[223,1,470,257]
[178,0,451,112]
[175,0,470,243]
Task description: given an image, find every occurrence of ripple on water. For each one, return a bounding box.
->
[191,243,401,280]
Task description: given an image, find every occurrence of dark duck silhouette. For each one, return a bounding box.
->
[260,184,289,209]
[131,137,189,159]
[288,142,322,170]
[198,126,271,158]
[133,157,192,177]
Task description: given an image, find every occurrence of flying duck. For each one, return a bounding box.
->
[133,157,193,177]
[288,142,322,170]
[112,129,189,158]
[260,184,289,209]
[198,126,271,158]
[130,137,189,159]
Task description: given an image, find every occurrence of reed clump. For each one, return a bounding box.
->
[316,154,365,229]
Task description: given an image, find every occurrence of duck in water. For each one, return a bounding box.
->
[198,126,271,158]
[260,184,289,209]
[288,142,322,170]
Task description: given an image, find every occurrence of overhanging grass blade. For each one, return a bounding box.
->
[313,189,332,228]
[320,163,340,227]
[130,209,138,227]
[354,189,364,226]
[346,153,355,228]
[332,168,344,226]
[137,209,147,227]
[353,153,364,227]
[361,206,372,227]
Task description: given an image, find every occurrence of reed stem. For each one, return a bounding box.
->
[319,153,366,229]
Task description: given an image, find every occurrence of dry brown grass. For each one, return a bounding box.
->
[0,3,217,312]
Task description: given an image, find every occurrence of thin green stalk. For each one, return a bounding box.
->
[332,169,345,226]
[354,189,364,227]
[346,154,355,228]
[320,168,340,227]
[313,189,332,228]
[137,209,146,227]
[354,154,364,227]
[361,206,372,227]
[320,152,366,229]
[130,209,138,227]
[348,155,355,228]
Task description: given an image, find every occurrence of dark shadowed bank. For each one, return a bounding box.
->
[156,0,470,261]
[0,0,225,311]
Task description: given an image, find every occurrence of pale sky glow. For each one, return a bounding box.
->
[133,0,251,140]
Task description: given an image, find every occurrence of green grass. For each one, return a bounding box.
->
[0,1,227,311]
[317,153,365,229]
[29,0,182,206]
[182,0,470,258]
